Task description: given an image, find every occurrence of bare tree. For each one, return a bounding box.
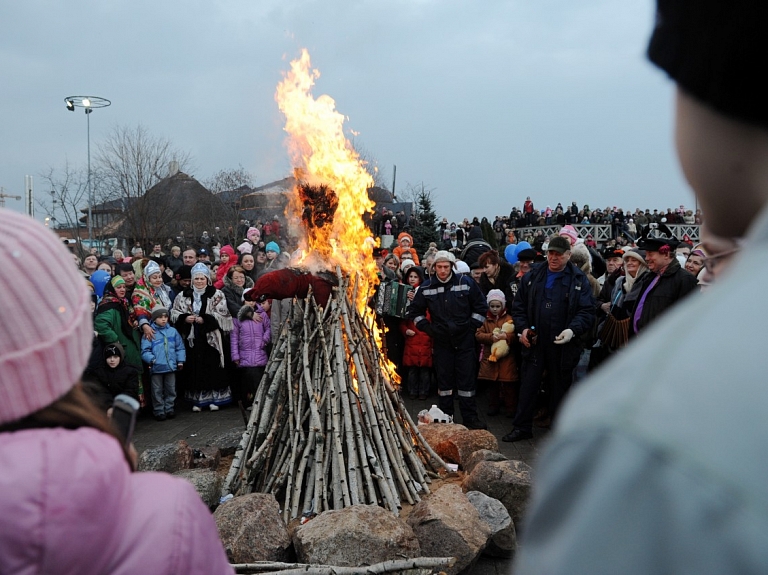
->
[202,165,256,245]
[95,124,193,246]
[38,162,91,255]
[203,165,255,195]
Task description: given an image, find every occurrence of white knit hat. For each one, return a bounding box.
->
[486,289,506,305]
[433,250,455,265]
[0,209,93,425]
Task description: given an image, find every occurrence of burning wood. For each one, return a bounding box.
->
[222,271,449,520]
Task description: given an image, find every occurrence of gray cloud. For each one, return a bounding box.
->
[0,0,694,222]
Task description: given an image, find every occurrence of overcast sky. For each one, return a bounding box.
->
[0,0,694,224]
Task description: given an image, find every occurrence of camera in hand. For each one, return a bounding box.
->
[111,394,140,447]
[528,326,538,346]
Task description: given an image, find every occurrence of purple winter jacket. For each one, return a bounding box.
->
[231,304,271,367]
[0,427,233,575]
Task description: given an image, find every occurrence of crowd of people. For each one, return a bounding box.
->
[2,2,764,572]
[76,220,290,421]
[67,198,713,439]
[376,217,706,436]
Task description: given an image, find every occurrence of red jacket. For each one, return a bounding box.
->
[400,317,432,367]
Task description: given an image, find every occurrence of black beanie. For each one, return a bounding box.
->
[648,0,768,129]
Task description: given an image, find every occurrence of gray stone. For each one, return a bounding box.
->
[466,491,517,558]
[464,449,509,475]
[214,493,292,563]
[293,505,420,567]
[407,484,490,575]
[137,440,194,473]
[435,429,499,470]
[206,428,245,457]
[173,468,222,508]
[462,459,532,528]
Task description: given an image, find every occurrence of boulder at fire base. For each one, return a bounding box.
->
[466,490,517,558]
[435,430,499,470]
[292,505,420,566]
[418,423,467,448]
[407,484,491,575]
[418,423,499,470]
[214,493,292,563]
[462,459,532,529]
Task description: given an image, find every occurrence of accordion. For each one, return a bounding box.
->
[376,280,414,319]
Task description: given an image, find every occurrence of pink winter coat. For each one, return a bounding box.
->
[0,427,233,575]
[231,304,271,367]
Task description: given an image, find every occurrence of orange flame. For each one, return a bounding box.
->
[275,49,379,311]
[276,49,399,386]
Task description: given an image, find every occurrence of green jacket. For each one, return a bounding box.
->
[94,308,142,368]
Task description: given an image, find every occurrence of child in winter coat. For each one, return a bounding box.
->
[140,307,185,421]
[399,267,432,400]
[476,289,519,417]
[213,245,237,290]
[231,298,271,405]
[84,342,140,410]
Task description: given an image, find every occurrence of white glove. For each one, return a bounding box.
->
[554,328,574,345]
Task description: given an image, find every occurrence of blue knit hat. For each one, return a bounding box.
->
[265,241,280,254]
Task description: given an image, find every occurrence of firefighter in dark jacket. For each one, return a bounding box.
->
[407,250,489,429]
[504,236,596,442]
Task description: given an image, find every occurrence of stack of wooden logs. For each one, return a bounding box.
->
[222,271,448,521]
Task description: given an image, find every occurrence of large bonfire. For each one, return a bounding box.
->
[222,50,448,519]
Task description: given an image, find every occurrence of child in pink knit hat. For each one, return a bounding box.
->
[0,208,233,574]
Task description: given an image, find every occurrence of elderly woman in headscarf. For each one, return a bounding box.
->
[171,262,233,411]
[612,248,650,317]
[132,260,175,342]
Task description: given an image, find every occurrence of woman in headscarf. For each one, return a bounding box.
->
[93,276,143,397]
[172,263,233,411]
[132,260,174,342]
[612,248,650,318]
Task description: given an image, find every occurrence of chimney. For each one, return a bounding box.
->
[168,161,180,177]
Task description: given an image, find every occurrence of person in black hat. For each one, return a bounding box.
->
[503,235,595,442]
[629,225,698,334]
[172,265,192,298]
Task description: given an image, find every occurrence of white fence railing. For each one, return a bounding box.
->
[515,224,700,244]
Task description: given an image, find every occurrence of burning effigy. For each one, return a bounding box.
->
[222,50,448,519]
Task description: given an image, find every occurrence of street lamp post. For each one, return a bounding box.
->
[64,96,111,248]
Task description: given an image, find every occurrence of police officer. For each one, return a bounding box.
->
[408,250,488,429]
[503,235,596,442]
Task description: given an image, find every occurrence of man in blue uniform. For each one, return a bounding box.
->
[503,235,595,442]
[407,250,488,429]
